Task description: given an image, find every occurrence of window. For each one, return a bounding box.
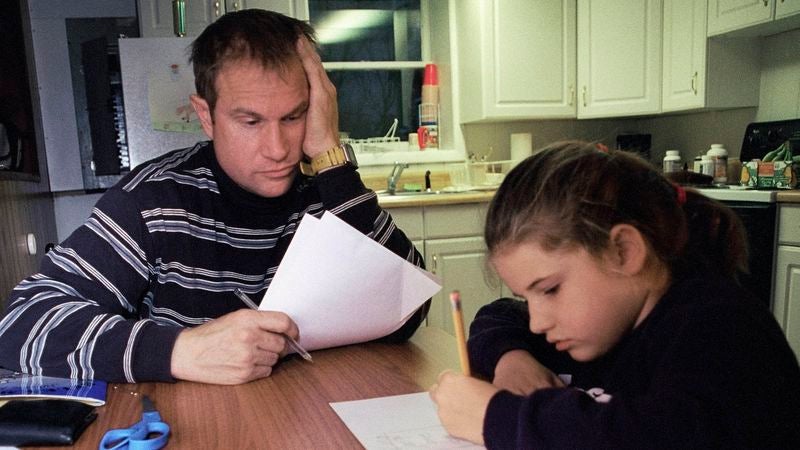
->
[308,0,425,143]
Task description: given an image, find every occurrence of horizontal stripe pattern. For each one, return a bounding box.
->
[0,143,423,382]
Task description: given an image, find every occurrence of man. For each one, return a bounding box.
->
[0,10,427,384]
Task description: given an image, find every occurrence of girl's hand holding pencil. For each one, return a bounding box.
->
[429,290,498,445]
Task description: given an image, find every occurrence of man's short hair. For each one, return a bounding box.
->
[190,9,317,113]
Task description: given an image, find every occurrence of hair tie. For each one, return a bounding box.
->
[673,183,687,205]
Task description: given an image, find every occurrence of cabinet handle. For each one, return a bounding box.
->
[763,0,769,5]
[214,1,221,16]
[172,0,186,37]
[233,1,240,10]
[691,71,698,95]
[568,85,574,106]
[431,254,438,274]
[582,86,587,108]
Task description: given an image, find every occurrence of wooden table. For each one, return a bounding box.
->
[47,327,459,449]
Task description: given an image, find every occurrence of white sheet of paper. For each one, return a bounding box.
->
[259,211,442,350]
[330,392,484,449]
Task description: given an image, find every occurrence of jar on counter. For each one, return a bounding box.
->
[707,144,728,185]
[663,150,682,173]
[700,155,715,177]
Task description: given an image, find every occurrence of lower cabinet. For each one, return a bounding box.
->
[424,236,506,336]
[387,201,512,337]
[773,204,800,361]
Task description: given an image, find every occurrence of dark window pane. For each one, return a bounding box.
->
[309,0,421,62]
[330,68,422,141]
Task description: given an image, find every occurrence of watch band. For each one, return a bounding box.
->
[300,143,357,176]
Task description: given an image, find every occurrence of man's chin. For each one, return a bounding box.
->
[247,173,297,198]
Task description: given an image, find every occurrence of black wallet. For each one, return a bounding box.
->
[0,399,97,446]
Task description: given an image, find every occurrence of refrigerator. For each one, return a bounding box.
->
[118,37,207,169]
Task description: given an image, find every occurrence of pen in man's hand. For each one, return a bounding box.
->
[233,288,313,362]
[449,290,471,376]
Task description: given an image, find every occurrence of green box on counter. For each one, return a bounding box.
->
[740,160,799,189]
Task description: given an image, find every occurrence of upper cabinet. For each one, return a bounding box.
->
[708,0,800,36]
[454,0,577,122]
[662,0,760,112]
[576,0,662,118]
[138,0,309,37]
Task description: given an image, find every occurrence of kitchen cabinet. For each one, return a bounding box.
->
[708,0,800,36]
[138,0,308,38]
[577,0,662,118]
[662,0,760,112]
[387,202,510,337]
[773,204,800,361]
[454,0,577,122]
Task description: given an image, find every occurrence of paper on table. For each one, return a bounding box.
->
[259,211,442,351]
[330,392,483,449]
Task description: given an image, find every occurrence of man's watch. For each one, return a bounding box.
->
[300,143,358,176]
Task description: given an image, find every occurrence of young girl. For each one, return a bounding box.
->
[430,141,800,448]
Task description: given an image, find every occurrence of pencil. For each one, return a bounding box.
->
[449,290,471,376]
[233,289,313,362]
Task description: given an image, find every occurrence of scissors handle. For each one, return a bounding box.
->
[99,421,169,450]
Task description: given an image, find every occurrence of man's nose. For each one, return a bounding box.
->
[259,125,290,161]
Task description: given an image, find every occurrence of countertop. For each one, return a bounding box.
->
[377,190,496,208]
[376,189,800,208]
[776,191,800,203]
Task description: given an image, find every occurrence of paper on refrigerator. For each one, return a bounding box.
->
[259,211,441,351]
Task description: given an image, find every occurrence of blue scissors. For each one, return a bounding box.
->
[99,395,170,450]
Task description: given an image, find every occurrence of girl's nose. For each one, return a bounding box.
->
[529,308,553,335]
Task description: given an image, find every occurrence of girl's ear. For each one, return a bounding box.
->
[607,223,648,275]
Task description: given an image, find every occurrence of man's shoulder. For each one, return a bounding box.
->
[117,142,215,193]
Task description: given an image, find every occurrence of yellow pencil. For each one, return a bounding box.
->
[449,290,471,376]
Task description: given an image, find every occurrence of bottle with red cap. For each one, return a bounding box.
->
[418,63,439,149]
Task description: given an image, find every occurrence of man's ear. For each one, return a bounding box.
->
[190,94,214,139]
[607,223,648,275]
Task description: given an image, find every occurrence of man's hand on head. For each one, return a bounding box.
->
[295,36,340,159]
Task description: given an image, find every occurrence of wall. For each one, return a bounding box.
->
[755,28,800,122]
[0,0,58,305]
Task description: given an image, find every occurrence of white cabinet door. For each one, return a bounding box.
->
[139,0,308,37]
[662,0,761,112]
[773,245,800,362]
[707,0,774,35]
[224,0,309,20]
[138,0,222,37]
[776,0,800,17]
[424,237,502,336]
[456,0,577,122]
[662,0,707,111]
[577,0,662,118]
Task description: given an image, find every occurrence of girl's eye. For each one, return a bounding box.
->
[542,285,559,296]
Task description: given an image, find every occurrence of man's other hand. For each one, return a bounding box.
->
[170,309,300,384]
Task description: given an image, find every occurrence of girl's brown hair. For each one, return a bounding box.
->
[485,141,748,281]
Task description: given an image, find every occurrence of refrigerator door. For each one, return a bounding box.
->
[119,37,206,168]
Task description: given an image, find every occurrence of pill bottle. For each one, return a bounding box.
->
[692,155,702,173]
[706,144,728,185]
[700,155,715,177]
[663,150,682,173]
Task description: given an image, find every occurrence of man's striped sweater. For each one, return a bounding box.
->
[0,142,426,382]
